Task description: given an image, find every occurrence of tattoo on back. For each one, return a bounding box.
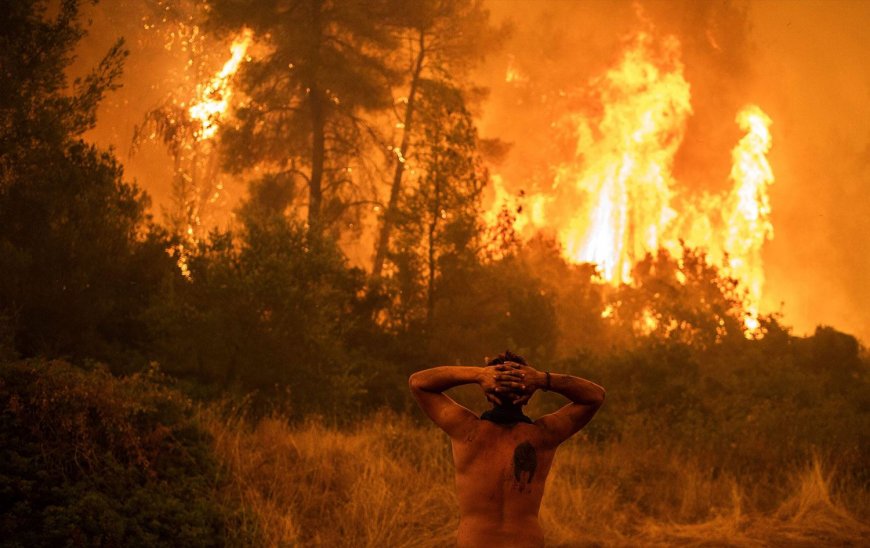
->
[513,441,537,484]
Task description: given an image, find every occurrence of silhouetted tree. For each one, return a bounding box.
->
[513,234,606,358]
[388,81,487,326]
[606,246,747,350]
[147,175,388,413]
[0,0,171,362]
[0,0,124,159]
[372,0,505,276]
[206,0,399,231]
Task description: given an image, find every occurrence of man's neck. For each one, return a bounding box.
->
[481,404,533,425]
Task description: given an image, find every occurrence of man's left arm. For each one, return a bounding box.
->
[409,365,520,438]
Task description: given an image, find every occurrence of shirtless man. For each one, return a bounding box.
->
[409,351,605,547]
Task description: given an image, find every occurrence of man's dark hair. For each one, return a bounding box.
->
[487,350,527,367]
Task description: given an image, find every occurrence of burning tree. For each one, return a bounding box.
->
[133,20,253,279]
[204,0,400,232]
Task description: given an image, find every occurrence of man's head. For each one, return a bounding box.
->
[479,350,534,425]
[487,350,527,368]
[487,350,528,409]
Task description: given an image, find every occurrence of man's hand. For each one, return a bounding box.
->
[495,362,547,405]
[479,363,525,406]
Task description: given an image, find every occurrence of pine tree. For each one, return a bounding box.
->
[372,0,505,276]
[0,0,169,361]
[206,0,399,231]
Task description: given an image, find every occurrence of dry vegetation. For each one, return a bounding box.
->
[203,410,869,547]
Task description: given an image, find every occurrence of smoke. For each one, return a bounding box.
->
[746,1,870,343]
[476,0,870,342]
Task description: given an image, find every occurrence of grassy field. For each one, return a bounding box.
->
[203,410,869,547]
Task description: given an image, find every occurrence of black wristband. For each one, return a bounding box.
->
[544,371,551,391]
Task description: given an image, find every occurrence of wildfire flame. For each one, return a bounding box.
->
[489,31,775,337]
[505,54,528,84]
[171,29,253,280]
[188,28,253,140]
[562,32,691,283]
[723,106,774,334]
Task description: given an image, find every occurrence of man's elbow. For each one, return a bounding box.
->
[408,372,423,392]
[592,386,606,407]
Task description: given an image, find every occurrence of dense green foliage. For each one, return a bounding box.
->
[146,193,394,413]
[0,360,226,547]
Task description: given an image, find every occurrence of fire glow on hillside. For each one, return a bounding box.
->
[489,31,774,337]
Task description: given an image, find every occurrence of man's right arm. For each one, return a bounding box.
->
[409,364,522,438]
[522,366,606,447]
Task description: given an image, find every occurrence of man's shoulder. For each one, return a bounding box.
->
[530,415,569,447]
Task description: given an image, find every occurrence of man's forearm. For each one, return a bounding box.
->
[532,371,605,405]
[409,366,481,393]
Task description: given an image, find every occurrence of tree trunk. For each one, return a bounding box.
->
[307,0,325,231]
[372,30,426,276]
[309,85,325,230]
[426,170,441,327]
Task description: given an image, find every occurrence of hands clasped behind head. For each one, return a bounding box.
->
[488,361,533,406]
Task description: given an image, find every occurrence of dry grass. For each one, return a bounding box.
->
[202,410,869,547]
[204,410,459,547]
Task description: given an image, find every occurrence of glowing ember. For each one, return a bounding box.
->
[505,54,528,84]
[188,29,253,140]
[169,243,193,281]
[636,307,659,334]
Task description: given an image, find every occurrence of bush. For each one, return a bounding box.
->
[146,211,384,417]
[565,328,870,485]
[0,360,227,547]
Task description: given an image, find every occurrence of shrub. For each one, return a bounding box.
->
[0,360,227,547]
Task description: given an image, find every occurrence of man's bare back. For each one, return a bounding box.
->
[453,421,555,547]
[409,352,605,547]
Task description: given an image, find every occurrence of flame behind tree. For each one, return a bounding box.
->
[134,28,253,280]
[175,28,251,279]
[723,106,774,333]
[563,32,692,283]
[188,29,253,141]
[489,30,776,337]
